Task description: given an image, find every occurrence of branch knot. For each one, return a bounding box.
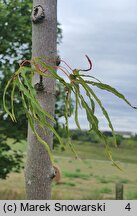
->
[32,5,45,24]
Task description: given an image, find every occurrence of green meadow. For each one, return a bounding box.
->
[0,138,137,200]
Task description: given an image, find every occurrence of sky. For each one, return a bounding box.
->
[57,0,137,133]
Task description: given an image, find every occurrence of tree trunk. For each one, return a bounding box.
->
[25,0,57,199]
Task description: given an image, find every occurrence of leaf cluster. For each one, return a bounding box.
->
[3,56,137,168]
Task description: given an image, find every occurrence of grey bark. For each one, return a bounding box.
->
[25,0,57,199]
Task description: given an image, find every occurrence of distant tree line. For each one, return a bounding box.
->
[70,129,137,148]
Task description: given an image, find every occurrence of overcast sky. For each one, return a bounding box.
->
[57,0,137,133]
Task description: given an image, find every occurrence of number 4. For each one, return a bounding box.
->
[125,203,131,211]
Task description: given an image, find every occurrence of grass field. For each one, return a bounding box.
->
[0,140,137,199]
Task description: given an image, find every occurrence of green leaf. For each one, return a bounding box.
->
[105,146,123,171]
[67,137,79,159]
[11,79,17,122]
[90,81,137,109]
[79,94,99,132]
[79,74,101,83]
[73,85,81,129]
[3,77,15,121]
[65,90,70,135]
[75,92,81,129]
[78,78,117,146]
[85,87,95,114]
[21,67,37,98]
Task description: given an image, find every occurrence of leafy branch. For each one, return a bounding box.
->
[3,56,137,169]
